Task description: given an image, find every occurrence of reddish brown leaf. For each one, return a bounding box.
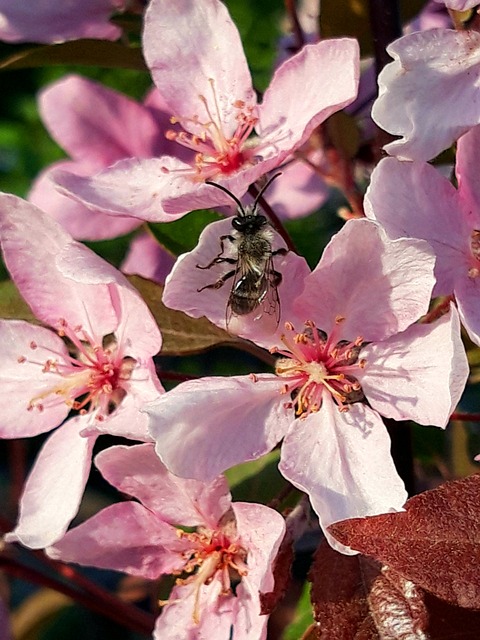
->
[329,474,480,608]
[309,543,428,640]
[260,531,294,615]
[425,592,480,639]
[309,542,379,640]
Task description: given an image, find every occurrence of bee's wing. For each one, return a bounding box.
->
[261,255,281,327]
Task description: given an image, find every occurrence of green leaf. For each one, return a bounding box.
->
[0,40,147,71]
[226,450,288,503]
[127,275,235,355]
[283,582,315,640]
[0,279,36,322]
[148,209,224,256]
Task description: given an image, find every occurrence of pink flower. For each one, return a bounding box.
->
[29,75,184,240]
[372,27,480,161]
[48,443,285,639]
[52,0,359,222]
[0,0,125,43]
[146,219,469,551]
[365,125,480,346]
[0,194,163,548]
[121,232,176,284]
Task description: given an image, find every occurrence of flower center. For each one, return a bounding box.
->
[18,319,136,421]
[162,523,248,624]
[272,319,366,417]
[163,78,259,181]
[468,229,480,278]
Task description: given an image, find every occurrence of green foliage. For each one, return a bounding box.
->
[283,582,315,640]
[148,209,224,257]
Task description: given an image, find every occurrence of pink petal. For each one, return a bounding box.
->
[434,0,479,9]
[359,306,468,426]
[453,274,480,345]
[233,502,285,596]
[53,241,162,356]
[258,39,359,158]
[0,195,118,333]
[121,232,175,284]
[39,75,163,164]
[364,157,469,296]
[266,154,329,220]
[4,417,96,548]
[297,218,436,342]
[279,399,408,553]
[95,443,231,528]
[154,582,236,640]
[48,502,187,579]
[28,161,141,241]
[372,29,480,161]
[81,383,159,442]
[52,156,234,221]
[0,321,70,438]
[456,124,480,223]
[143,0,255,134]
[0,0,122,43]
[145,375,291,482]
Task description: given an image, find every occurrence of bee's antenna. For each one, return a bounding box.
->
[205,181,246,215]
[252,172,282,213]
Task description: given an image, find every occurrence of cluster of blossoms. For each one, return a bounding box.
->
[0,0,479,636]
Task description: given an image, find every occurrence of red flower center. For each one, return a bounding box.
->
[272,319,367,417]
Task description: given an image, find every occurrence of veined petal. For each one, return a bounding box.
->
[52,157,234,221]
[372,29,480,161]
[29,161,142,241]
[95,443,231,528]
[0,0,121,43]
[365,157,469,296]
[145,375,290,482]
[456,124,480,223]
[143,0,255,135]
[258,39,359,158]
[0,194,118,334]
[4,417,96,549]
[0,321,70,438]
[358,306,468,426]
[297,218,436,342]
[39,75,163,164]
[48,501,188,579]
[279,400,408,554]
[454,274,480,346]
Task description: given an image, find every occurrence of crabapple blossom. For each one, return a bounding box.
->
[48,443,285,640]
[147,218,469,552]
[364,124,480,346]
[29,75,185,240]
[0,0,125,43]
[0,194,163,548]
[372,27,480,162]
[121,232,176,284]
[52,0,359,221]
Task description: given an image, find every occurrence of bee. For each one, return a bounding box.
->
[196,173,287,331]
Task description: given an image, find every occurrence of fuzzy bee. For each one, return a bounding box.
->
[196,174,287,331]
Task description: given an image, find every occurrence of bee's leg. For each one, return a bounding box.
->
[197,269,236,292]
[196,235,235,270]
